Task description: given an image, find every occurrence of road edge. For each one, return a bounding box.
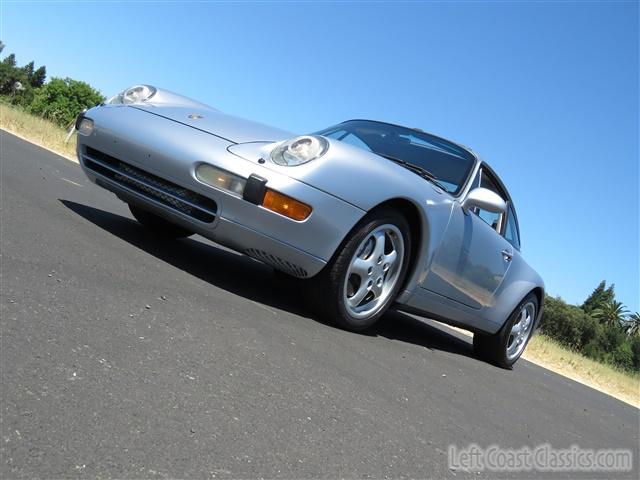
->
[443,324,638,409]
[0,126,79,164]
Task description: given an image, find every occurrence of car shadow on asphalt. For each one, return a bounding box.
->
[61,199,476,360]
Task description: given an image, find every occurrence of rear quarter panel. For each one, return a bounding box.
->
[481,251,545,332]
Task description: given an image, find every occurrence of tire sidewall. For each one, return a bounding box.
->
[326,208,412,330]
[498,293,539,368]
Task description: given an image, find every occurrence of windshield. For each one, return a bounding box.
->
[316,120,476,194]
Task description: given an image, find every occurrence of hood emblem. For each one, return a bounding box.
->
[188,114,203,119]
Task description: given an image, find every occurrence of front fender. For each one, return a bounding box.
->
[228,140,457,299]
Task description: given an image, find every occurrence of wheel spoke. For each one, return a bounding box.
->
[384,250,398,269]
[372,280,383,298]
[511,321,522,336]
[518,309,527,323]
[347,283,370,308]
[372,230,386,261]
[350,257,371,278]
[505,302,536,361]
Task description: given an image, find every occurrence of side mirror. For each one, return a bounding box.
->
[462,187,506,214]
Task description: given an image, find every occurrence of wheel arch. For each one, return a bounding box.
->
[488,277,546,335]
[362,197,429,300]
[530,286,545,328]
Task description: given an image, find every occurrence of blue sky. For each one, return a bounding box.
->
[2,1,638,312]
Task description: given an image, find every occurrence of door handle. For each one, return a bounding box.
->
[501,249,513,261]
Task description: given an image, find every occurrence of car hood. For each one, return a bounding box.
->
[131,105,294,144]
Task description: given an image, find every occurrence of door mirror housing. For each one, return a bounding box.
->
[462,187,507,214]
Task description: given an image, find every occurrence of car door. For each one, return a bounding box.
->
[421,166,515,309]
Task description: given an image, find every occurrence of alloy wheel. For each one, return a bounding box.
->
[342,224,405,319]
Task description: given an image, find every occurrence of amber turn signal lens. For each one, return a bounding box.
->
[262,189,312,221]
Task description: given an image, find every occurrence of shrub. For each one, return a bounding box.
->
[539,296,595,349]
[540,294,638,374]
[611,341,634,371]
[629,336,640,370]
[28,77,104,128]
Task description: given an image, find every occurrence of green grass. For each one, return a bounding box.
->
[0,101,77,160]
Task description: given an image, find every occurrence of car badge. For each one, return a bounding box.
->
[188,114,203,119]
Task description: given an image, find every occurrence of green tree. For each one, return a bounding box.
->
[30,65,46,88]
[0,52,24,94]
[582,280,616,314]
[0,43,46,105]
[21,61,46,88]
[540,294,638,373]
[539,295,599,349]
[611,341,634,371]
[29,77,104,127]
[592,300,629,327]
[630,336,640,370]
[2,52,16,67]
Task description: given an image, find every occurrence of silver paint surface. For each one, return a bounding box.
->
[78,87,544,334]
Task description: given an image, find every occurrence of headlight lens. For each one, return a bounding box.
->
[107,85,156,105]
[270,135,328,166]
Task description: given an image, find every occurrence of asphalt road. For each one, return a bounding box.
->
[1,130,638,479]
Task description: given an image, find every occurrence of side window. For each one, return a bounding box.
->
[474,168,506,233]
[504,206,521,249]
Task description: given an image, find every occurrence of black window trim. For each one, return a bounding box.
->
[505,202,522,251]
[469,162,521,250]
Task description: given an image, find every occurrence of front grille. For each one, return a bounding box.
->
[83,147,217,223]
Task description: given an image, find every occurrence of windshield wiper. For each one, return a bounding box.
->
[379,154,450,192]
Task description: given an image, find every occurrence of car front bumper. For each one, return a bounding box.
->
[76,105,365,278]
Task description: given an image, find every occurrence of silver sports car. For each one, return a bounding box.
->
[76,85,544,368]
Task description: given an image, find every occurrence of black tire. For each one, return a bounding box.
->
[473,292,539,369]
[128,204,194,239]
[311,207,412,331]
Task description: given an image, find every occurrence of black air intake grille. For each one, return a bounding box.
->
[83,147,217,223]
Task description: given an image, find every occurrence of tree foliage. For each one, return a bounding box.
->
[581,280,616,314]
[539,296,598,349]
[0,44,47,106]
[0,41,103,127]
[29,77,104,127]
[540,285,639,373]
[592,300,629,326]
